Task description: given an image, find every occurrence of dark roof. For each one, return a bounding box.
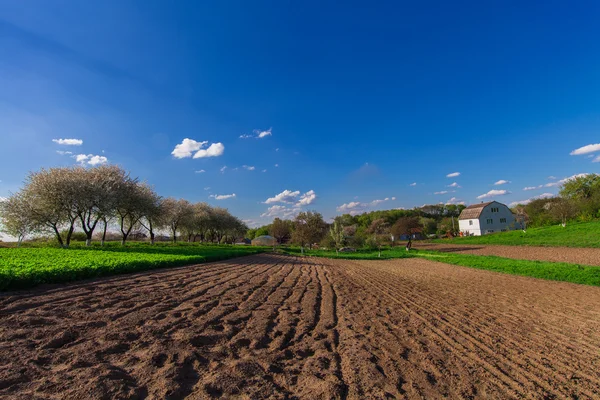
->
[458,201,495,220]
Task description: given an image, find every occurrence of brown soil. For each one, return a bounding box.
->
[1,254,599,399]
[418,243,600,266]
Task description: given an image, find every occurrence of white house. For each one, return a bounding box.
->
[458,201,517,236]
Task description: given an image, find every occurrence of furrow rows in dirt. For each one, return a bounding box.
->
[336,258,600,398]
[2,254,600,399]
[381,258,600,363]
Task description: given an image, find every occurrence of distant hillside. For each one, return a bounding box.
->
[434,222,600,248]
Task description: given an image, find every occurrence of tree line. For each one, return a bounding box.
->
[248,203,468,251]
[0,166,247,247]
[513,174,600,228]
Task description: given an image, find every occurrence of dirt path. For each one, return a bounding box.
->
[1,254,599,399]
[418,242,600,266]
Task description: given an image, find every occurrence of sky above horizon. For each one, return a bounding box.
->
[1,1,600,228]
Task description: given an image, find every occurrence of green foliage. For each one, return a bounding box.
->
[281,246,413,260]
[0,243,266,291]
[434,221,600,248]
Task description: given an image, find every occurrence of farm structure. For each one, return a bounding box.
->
[458,201,518,236]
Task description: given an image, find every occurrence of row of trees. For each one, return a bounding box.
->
[0,166,247,247]
[513,174,600,228]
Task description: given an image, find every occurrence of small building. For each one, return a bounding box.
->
[458,201,517,236]
[251,235,276,246]
[235,238,251,245]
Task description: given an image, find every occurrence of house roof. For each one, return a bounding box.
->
[458,201,495,220]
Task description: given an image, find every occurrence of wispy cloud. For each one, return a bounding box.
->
[570,143,600,156]
[220,166,227,173]
[509,193,554,207]
[195,170,205,174]
[240,128,272,139]
[523,186,542,191]
[446,197,465,205]
[261,205,300,219]
[171,138,224,159]
[53,138,83,146]
[56,150,73,155]
[410,182,417,186]
[446,172,460,178]
[242,165,255,171]
[204,187,211,190]
[210,193,236,200]
[476,189,510,199]
[594,156,600,163]
[434,190,449,195]
[447,182,461,188]
[336,197,395,215]
[544,173,590,187]
[73,154,108,166]
[494,180,510,185]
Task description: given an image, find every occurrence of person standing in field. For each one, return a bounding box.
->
[406,236,412,251]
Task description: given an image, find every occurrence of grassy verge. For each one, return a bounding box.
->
[0,243,267,291]
[281,246,600,287]
[432,221,600,248]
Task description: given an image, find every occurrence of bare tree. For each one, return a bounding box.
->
[139,190,164,245]
[367,218,389,257]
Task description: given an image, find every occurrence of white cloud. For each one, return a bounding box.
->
[171,138,207,158]
[56,150,73,155]
[594,156,600,163]
[265,190,301,204]
[261,205,300,219]
[548,176,557,180]
[195,170,205,174]
[509,193,554,207]
[193,142,225,158]
[336,201,364,215]
[434,191,449,195]
[410,182,417,186]
[220,166,227,173]
[494,180,510,185]
[477,189,510,199]
[53,138,83,146]
[242,165,255,171]
[446,197,465,205]
[297,190,317,206]
[257,128,272,138]
[370,198,391,206]
[274,164,279,167]
[240,128,272,139]
[447,182,461,188]
[523,186,541,191]
[171,139,224,159]
[391,197,396,201]
[73,154,108,166]
[570,144,600,156]
[204,187,211,190]
[210,193,236,200]
[262,169,267,173]
[446,172,460,178]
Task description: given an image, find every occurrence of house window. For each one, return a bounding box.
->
[500,218,507,223]
[469,220,473,226]
[490,207,500,213]
[486,218,493,224]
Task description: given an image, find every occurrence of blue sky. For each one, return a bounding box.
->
[1,1,600,227]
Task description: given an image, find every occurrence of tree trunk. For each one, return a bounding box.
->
[150,232,155,245]
[65,223,75,248]
[101,221,108,246]
[121,234,128,246]
[52,225,64,247]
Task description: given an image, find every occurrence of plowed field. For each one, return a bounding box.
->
[420,243,600,266]
[1,254,599,399]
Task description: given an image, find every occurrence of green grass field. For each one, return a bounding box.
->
[433,221,600,248]
[0,242,266,291]
[282,246,600,287]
